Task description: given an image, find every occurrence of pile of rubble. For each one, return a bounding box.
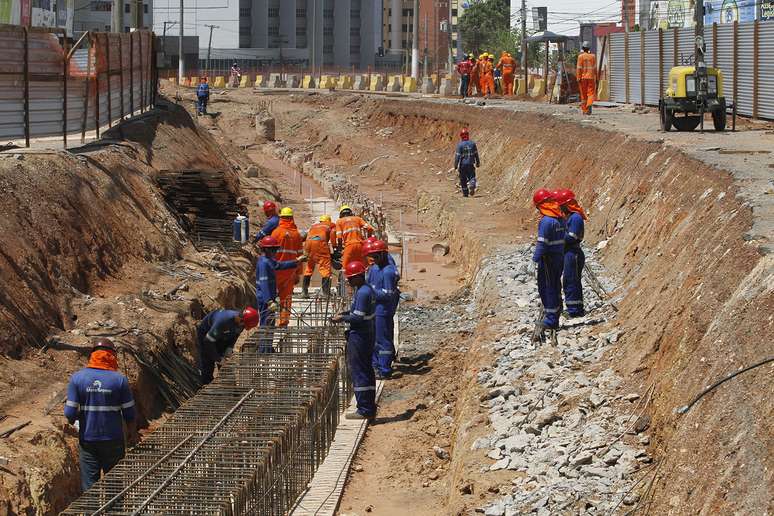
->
[470,246,653,516]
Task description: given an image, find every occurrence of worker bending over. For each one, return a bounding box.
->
[530,188,566,345]
[556,189,588,317]
[197,307,259,384]
[271,207,303,327]
[303,214,334,298]
[332,262,377,420]
[576,41,597,115]
[365,240,399,379]
[335,205,374,270]
[65,338,135,491]
[253,200,279,242]
[454,128,480,197]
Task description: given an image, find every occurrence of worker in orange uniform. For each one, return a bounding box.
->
[335,205,374,270]
[497,51,517,96]
[576,41,597,115]
[302,214,334,298]
[481,54,495,97]
[468,54,480,97]
[271,207,303,326]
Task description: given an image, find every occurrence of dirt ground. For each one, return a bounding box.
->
[189,84,772,515]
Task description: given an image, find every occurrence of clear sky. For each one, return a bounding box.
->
[508,0,624,37]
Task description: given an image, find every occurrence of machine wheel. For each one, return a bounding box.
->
[660,102,673,132]
[712,108,727,131]
[672,114,701,131]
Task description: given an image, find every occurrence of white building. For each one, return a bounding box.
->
[72,0,153,34]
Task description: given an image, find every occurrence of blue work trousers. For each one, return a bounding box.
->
[372,314,395,376]
[537,254,564,329]
[347,330,376,417]
[563,247,585,316]
[197,95,208,114]
[197,329,219,385]
[460,75,470,97]
[79,439,125,491]
[459,165,476,196]
[257,300,276,353]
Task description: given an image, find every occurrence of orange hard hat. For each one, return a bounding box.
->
[241,307,259,329]
[554,189,576,206]
[344,261,367,278]
[259,236,280,248]
[532,188,554,205]
[365,240,388,255]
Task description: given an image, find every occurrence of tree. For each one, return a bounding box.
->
[458,0,510,56]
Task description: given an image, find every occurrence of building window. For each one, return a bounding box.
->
[324,27,333,36]
[239,26,250,35]
[143,3,147,13]
[240,7,250,17]
[90,1,111,11]
[296,8,305,17]
[323,8,333,17]
[268,26,279,36]
[351,9,359,18]
[124,26,129,32]
[296,26,306,36]
[124,3,129,13]
[350,27,359,36]
[268,7,279,17]
[323,44,333,53]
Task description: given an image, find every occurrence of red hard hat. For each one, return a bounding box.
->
[533,188,554,205]
[365,240,388,255]
[554,189,576,206]
[259,236,280,248]
[344,261,367,278]
[242,307,259,329]
[362,240,373,255]
[262,200,277,214]
[460,128,470,140]
[364,236,378,245]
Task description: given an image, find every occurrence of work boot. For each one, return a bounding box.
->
[301,276,311,299]
[546,329,558,347]
[345,411,373,421]
[321,277,331,297]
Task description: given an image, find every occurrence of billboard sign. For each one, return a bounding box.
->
[532,7,547,31]
[646,0,695,29]
[762,0,774,20]
[704,0,756,24]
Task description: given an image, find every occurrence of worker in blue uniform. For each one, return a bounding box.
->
[255,235,307,352]
[196,77,210,115]
[365,240,399,379]
[64,338,136,491]
[196,307,259,384]
[253,200,280,242]
[529,188,566,345]
[332,261,377,420]
[453,127,480,197]
[556,188,588,317]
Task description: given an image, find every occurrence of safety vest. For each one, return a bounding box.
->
[335,216,371,246]
[307,222,331,243]
[271,222,302,262]
[576,52,597,80]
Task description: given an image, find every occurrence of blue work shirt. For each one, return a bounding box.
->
[565,212,584,248]
[64,368,135,442]
[454,140,480,169]
[196,83,209,97]
[343,284,376,334]
[198,309,243,352]
[254,215,279,241]
[256,255,298,303]
[532,215,566,262]
[369,263,399,316]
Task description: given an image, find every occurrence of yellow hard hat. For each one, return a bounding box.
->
[279,207,294,217]
[320,214,332,222]
[339,205,352,213]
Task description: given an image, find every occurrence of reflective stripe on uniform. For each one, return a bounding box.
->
[537,237,566,245]
[353,310,366,316]
[543,307,560,313]
[566,300,584,305]
[258,276,269,281]
[65,400,80,408]
[342,227,359,235]
[354,385,376,392]
[567,232,581,239]
[81,405,123,412]
[278,248,300,254]
[378,350,393,355]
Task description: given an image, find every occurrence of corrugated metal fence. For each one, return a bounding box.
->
[0,27,156,147]
[609,21,774,120]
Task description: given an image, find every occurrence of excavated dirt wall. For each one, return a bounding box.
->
[365,100,773,514]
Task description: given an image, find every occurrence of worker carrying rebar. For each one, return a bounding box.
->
[253,200,279,242]
[64,338,136,491]
[271,207,304,327]
[335,205,374,270]
[576,41,597,115]
[454,128,480,198]
[457,54,474,98]
[332,261,377,420]
[530,188,566,345]
[196,307,259,384]
[196,76,210,116]
[555,189,588,317]
[365,240,399,379]
[497,51,517,96]
[302,215,335,298]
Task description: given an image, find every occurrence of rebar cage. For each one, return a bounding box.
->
[62,291,353,515]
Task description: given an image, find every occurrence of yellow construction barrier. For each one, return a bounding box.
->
[369,75,384,91]
[254,75,264,87]
[530,79,545,97]
[515,78,526,96]
[178,77,188,87]
[302,75,315,88]
[213,76,226,88]
[402,76,417,93]
[319,75,336,89]
[386,75,402,91]
[239,75,249,87]
[188,77,198,87]
[337,75,353,89]
[597,79,609,101]
[168,77,176,85]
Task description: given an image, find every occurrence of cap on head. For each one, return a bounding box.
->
[320,214,332,223]
[532,188,554,206]
[92,338,117,353]
[344,261,367,278]
[279,207,294,217]
[259,236,280,248]
[241,307,259,329]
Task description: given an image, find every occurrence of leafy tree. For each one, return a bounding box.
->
[458,0,510,56]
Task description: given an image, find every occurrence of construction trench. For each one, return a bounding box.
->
[0,85,771,516]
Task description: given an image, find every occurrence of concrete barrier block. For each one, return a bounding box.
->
[319,75,336,88]
[530,79,545,97]
[439,78,455,96]
[286,74,300,88]
[597,79,609,101]
[213,76,226,88]
[268,73,283,88]
[369,75,384,91]
[239,75,249,87]
[403,77,418,93]
[254,75,267,87]
[352,75,368,90]
[168,77,177,85]
[302,75,315,88]
[386,75,402,92]
[337,75,353,89]
[420,77,435,94]
[515,78,526,96]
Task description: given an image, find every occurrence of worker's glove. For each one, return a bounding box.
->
[268,301,279,313]
[297,254,309,263]
[73,420,80,432]
[526,260,537,279]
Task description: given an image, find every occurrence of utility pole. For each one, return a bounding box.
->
[447,0,453,73]
[521,0,527,95]
[411,0,419,78]
[131,0,142,29]
[311,0,316,78]
[694,0,708,130]
[204,24,218,75]
[178,0,184,83]
[423,13,428,77]
[111,0,122,32]
[162,21,176,66]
